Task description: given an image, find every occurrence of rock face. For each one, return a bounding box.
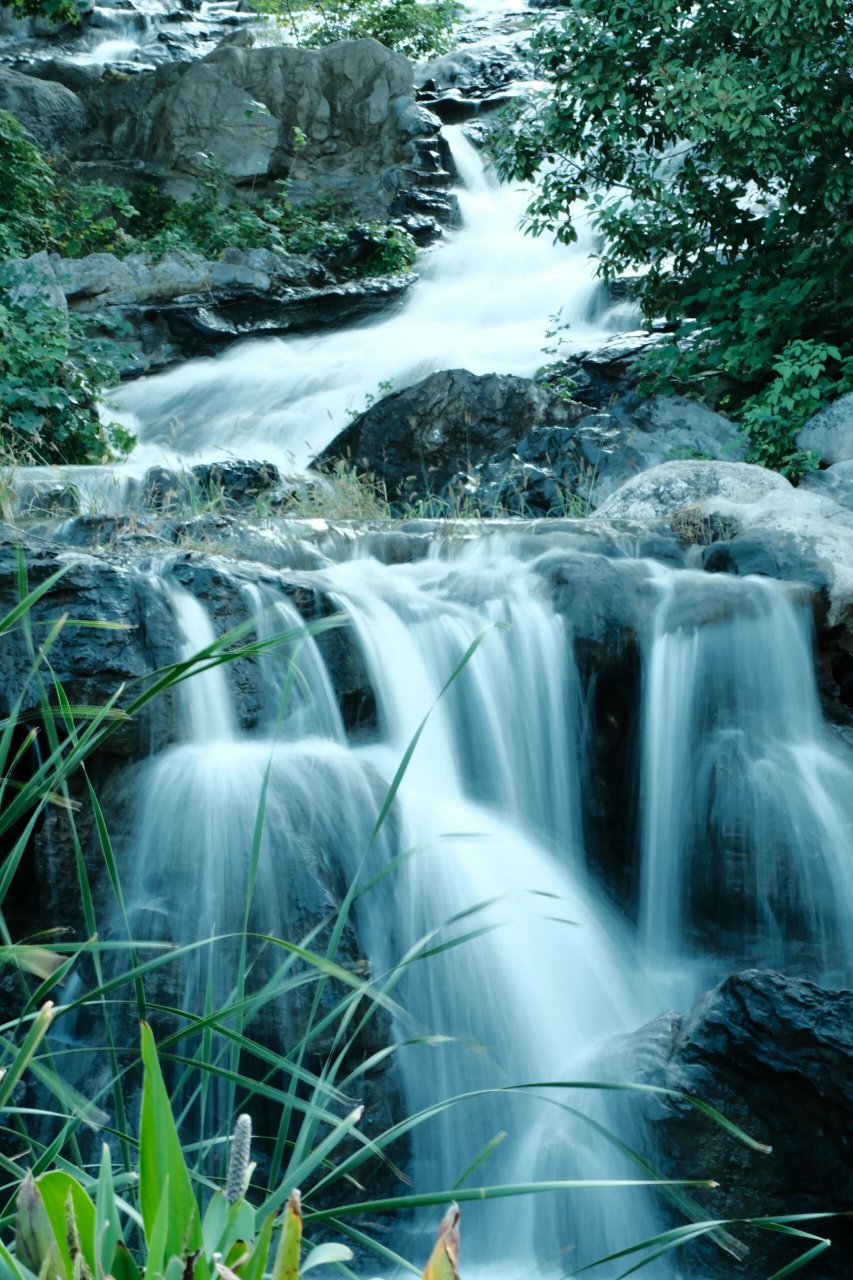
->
[0,66,88,150]
[80,39,429,216]
[618,970,853,1279]
[2,247,416,372]
[796,390,853,465]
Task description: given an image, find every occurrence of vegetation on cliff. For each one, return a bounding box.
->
[0,111,415,465]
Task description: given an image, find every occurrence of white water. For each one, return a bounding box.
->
[108,130,621,474]
[639,568,853,994]
[105,535,853,1277]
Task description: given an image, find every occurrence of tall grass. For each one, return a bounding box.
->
[0,547,838,1279]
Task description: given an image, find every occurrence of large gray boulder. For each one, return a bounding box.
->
[796,391,853,465]
[0,66,88,150]
[591,459,790,522]
[84,39,421,215]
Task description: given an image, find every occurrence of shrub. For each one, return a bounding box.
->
[0,297,134,465]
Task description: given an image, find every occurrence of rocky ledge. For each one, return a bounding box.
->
[615,969,853,1279]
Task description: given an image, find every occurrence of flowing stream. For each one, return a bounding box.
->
[108,534,853,1278]
[108,129,622,475]
[15,9,851,1270]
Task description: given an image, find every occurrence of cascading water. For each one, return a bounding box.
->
[638,566,853,992]
[110,542,680,1275]
[107,129,621,473]
[106,534,853,1275]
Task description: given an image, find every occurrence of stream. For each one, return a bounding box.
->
[4,3,853,1276]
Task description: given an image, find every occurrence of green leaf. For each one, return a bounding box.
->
[95,1143,122,1280]
[34,1172,97,1280]
[138,1024,202,1260]
[15,1173,63,1280]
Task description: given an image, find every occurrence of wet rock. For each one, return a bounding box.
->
[549,328,670,412]
[618,970,853,1279]
[0,65,88,148]
[321,368,585,506]
[190,459,281,508]
[796,390,853,465]
[416,37,533,121]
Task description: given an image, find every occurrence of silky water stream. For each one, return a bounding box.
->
[104,532,853,1279]
[106,128,618,474]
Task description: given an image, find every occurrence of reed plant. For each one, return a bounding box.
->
[0,548,838,1279]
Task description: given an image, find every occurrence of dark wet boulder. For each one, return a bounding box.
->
[615,970,853,1279]
[320,368,585,506]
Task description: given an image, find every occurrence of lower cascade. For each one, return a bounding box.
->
[94,532,853,1278]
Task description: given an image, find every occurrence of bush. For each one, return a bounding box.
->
[490,0,853,474]
[0,296,134,465]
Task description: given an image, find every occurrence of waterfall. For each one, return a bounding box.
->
[102,533,853,1274]
[108,129,621,474]
[638,566,853,990]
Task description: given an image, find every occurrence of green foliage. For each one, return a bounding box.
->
[0,296,134,465]
[0,113,140,261]
[0,113,56,260]
[490,0,853,474]
[0,124,413,465]
[738,341,853,478]
[252,0,462,61]
[0,0,79,26]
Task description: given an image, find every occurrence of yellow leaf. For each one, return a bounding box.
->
[270,1190,302,1280]
[421,1204,460,1280]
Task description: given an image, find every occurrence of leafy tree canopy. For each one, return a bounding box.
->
[492,0,853,473]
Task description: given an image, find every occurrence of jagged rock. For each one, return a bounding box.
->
[320,368,585,505]
[80,39,421,216]
[0,66,88,149]
[615,970,853,1279]
[796,391,853,465]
